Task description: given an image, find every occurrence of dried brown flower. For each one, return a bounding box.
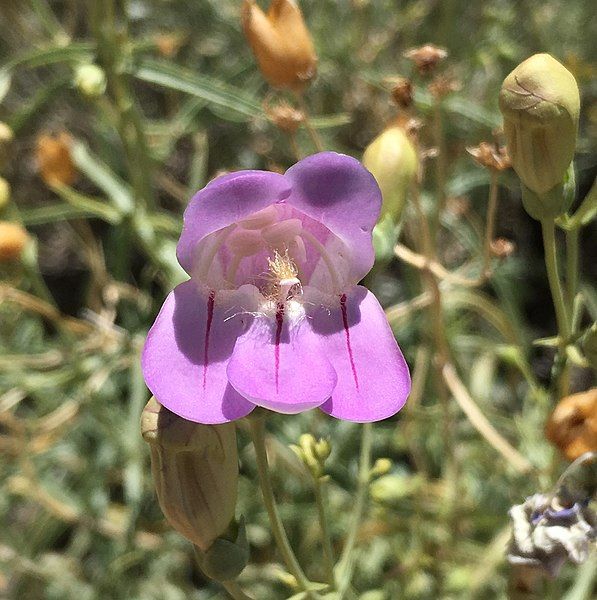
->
[404,44,447,75]
[154,32,187,58]
[428,75,460,99]
[546,388,597,461]
[490,237,516,258]
[389,77,414,108]
[35,131,76,187]
[264,100,305,133]
[467,142,511,171]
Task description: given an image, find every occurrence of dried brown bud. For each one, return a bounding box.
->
[389,77,414,108]
[404,44,447,75]
[141,398,239,552]
[446,196,470,217]
[467,142,511,171]
[490,237,516,258]
[264,100,305,133]
[154,33,186,58]
[0,221,29,262]
[546,389,597,461]
[242,0,317,91]
[35,132,76,187]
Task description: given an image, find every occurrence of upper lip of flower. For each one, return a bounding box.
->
[142,152,411,425]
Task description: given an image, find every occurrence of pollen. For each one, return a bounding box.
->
[265,250,301,301]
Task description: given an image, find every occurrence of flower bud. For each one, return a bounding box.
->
[370,458,392,478]
[141,398,239,552]
[499,54,580,201]
[0,176,10,210]
[545,389,597,461]
[362,124,418,223]
[242,0,317,91]
[0,221,29,262]
[74,64,106,98]
[35,131,76,187]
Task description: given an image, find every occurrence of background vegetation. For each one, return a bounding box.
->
[0,1,595,598]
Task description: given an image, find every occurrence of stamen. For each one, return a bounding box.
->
[300,229,342,291]
[266,250,301,301]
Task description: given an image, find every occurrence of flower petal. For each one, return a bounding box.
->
[226,305,337,413]
[285,152,381,284]
[141,280,256,424]
[312,286,410,422]
[177,170,291,274]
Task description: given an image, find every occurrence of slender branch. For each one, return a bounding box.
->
[248,418,316,597]
[441,362,534,474]
[565,228,579,323]
[481,171,499,279]
[296,95,324,152]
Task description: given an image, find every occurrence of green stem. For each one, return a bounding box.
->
[540,218,571,397]
[336,422,373,597]
[313,477,335,588]
[565,227,579,326]
[248,418,316,597]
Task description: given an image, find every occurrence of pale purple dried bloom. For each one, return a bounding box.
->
[142,152,411,424]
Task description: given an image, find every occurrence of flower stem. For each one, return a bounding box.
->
[565,227,579,319]
[336,422,373,597]
[481,171,499,279]
[296,95,324,152]
[313,476,335,588]
[540,218,571,398]
[248,418,316,597]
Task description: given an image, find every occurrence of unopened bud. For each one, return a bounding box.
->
[74,64,106,98]
[0,221,29,262]
[35,131,76,187]
[389,77,414,108]
[370,474,423,506]
[363,124,418,223]
[499,54,580,205]
[545,389,597,461]
[0,177,10,210]
[141,398,239,552]
[242,0,317,91]
[370,458,392,477]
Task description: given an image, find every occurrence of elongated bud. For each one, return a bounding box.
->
[35,131,76,187]
[499,54,580,210]
[242,0,317,91]
[141,398,239,552]
[0,122,13,171]
[74,64,106,98]
[545,389,597,461]
[363,124,418,223]
[0,221,29,262]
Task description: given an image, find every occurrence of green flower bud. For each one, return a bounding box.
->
[74,64,107,98]
[363,124,418,223]
[499,54,580,203]
[369,474,423,507]
[141,398,239,553]
[0,176,10,210]
[581,322,597,372]
[370,458,392,478]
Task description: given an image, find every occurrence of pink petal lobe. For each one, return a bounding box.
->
[141,281,256,424]
[314,286,411,422]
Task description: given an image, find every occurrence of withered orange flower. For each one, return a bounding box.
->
[242,0,317,91]
[546,388,597,461]
[35,131,76,187]
[389,76,414,108]
[0,221,29,262]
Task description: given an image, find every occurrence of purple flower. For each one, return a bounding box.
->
[142,152,411,424]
